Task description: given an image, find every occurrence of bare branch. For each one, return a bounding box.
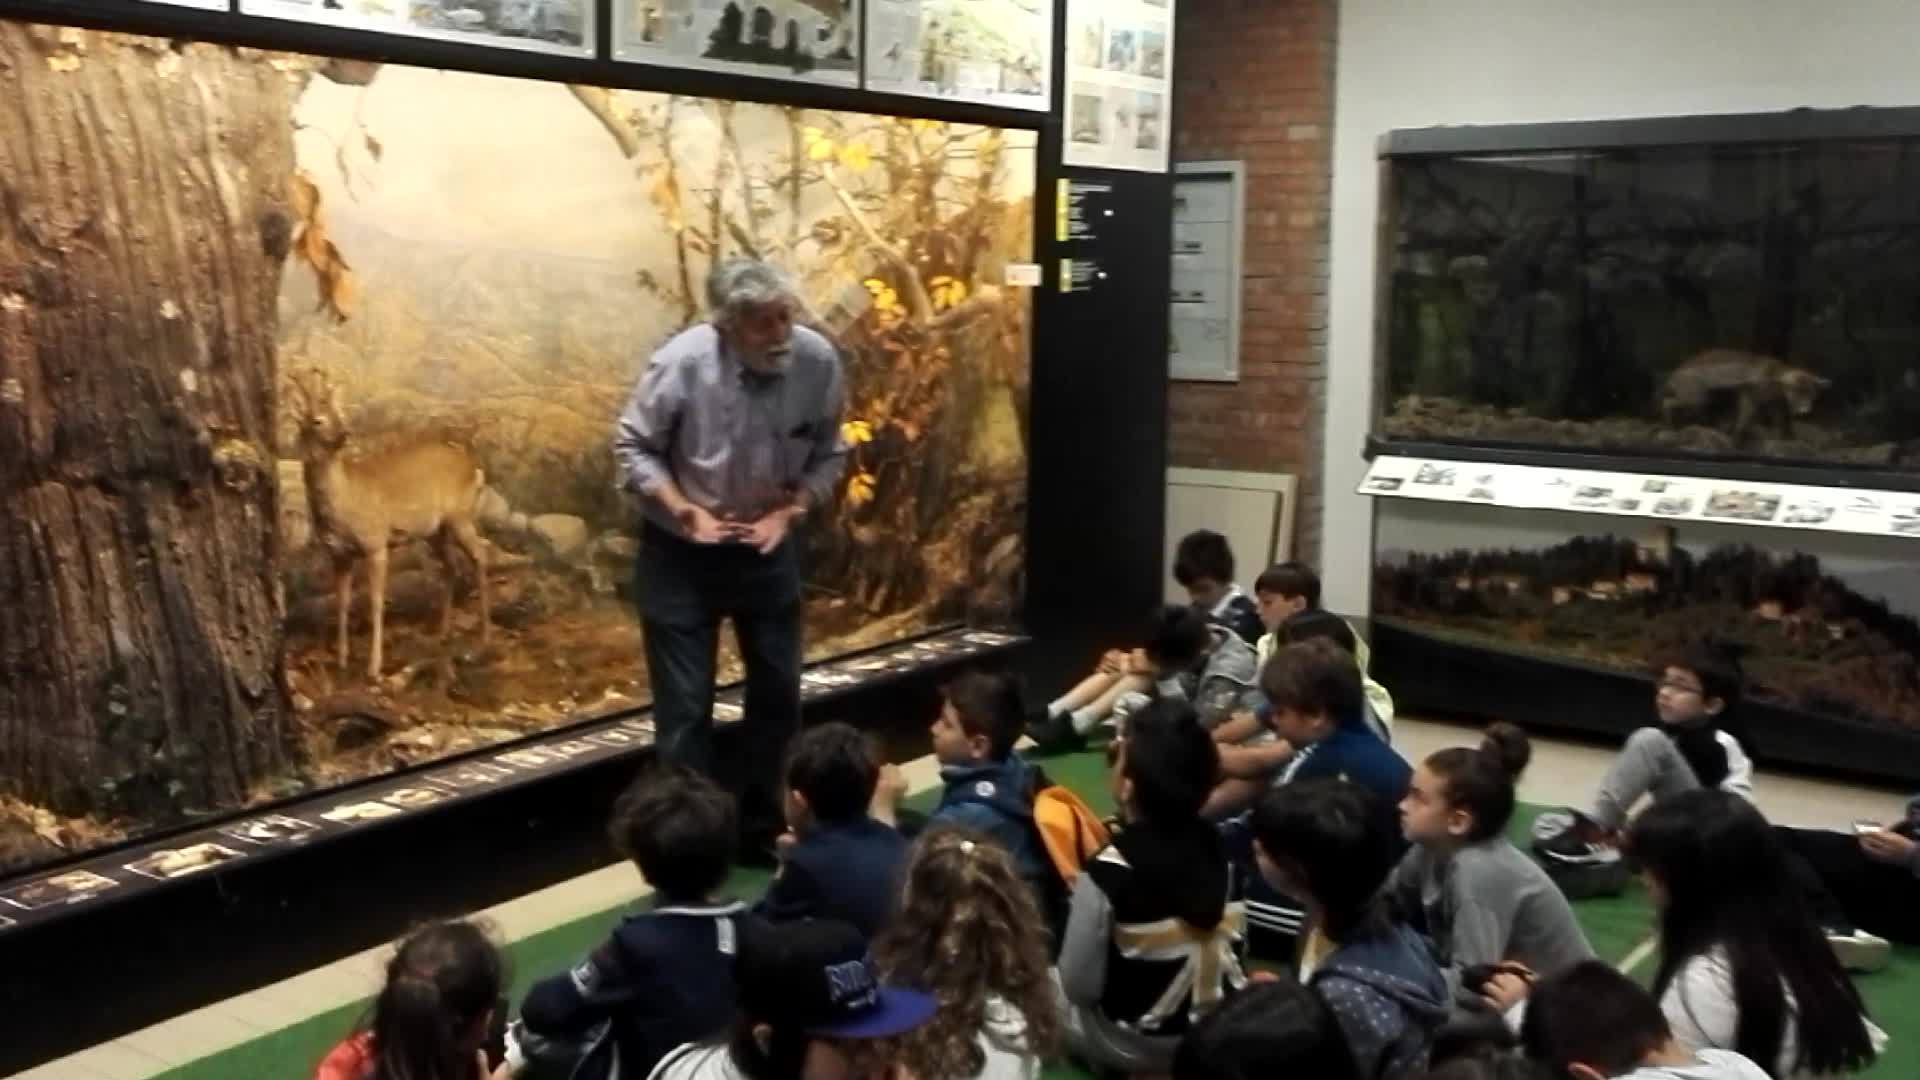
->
[569,85,645,159]
[821,162,933,323]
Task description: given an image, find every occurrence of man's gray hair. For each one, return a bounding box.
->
[706,257,800,326]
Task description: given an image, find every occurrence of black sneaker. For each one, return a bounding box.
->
[1025,710,1086,755]
[1531,809,1622,868]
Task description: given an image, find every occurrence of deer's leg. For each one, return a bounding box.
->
[429,529,457,639]
[449,517,490,645]
[333,560,354,672]
[367,544,389,680]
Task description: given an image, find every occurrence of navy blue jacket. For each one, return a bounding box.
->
[1281,716,1413,807]
[519,900,755,1079]
[931,754,1049,890]
[755,817,906,937]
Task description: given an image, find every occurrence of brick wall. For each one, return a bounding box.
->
[1169,0,1337,565]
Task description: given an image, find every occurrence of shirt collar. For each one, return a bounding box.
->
[1208,583,1246,618]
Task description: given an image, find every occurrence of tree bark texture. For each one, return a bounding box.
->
[0,25,298,820]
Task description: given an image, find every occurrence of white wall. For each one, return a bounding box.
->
[1323,0,1920,614]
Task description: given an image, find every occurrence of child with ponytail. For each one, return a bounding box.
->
[316,920,505,1080]
[1388,724,1594,1014]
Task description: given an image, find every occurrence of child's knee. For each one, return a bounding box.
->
[1624,726,1669,755]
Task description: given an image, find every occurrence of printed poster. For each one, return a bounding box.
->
[240,0,595,57]
[863,0,1051,111]
[614,0,861,86]
[1063,0,1173,172]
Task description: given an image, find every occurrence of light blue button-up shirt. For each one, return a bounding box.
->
[613,322,847,539]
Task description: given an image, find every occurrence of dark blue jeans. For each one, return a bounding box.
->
[638,522,803,842]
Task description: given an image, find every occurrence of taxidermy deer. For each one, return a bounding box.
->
[285,368,490,680]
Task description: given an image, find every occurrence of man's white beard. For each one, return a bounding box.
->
[745,342,794,373]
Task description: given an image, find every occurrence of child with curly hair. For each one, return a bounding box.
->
[870,828,1062,1080]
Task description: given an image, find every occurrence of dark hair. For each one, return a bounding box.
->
[1174,530,1237,588]
[1254,561,1321,608]
[1628,790,1876,1075]
[366,921,504,1080]
[1424,725,1530,843]
[942,669,1028,761]
[1250,778,1399,940]
[1260,638,1364,723]
[785,722,880,824]
[1173,979,1359,1080]
[1667,639,1746,709]
[1145,604,1213,669]
[610,765,737,902]
[1422,1056,1548,1080]
[1480,722,1532,780]
[1520,961,1672,1079]
[1281,609,1357,655]
[1121,699,1220,823]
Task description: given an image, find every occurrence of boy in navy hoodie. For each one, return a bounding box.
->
[875,670,1049,897]
[757,721,907,938]
[1204,637,1412,820]
[1251,777,1449,1080]
[513,767,760,1080]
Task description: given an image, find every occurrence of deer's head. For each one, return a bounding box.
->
[284,367,350,454]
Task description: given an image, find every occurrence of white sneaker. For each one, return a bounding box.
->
[1827,928,1892,973]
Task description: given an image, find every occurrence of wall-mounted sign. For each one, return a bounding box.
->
[242,0,595,57]
[613,0,861,85]
[863,0,1051,111]
[1062,0,1174,172]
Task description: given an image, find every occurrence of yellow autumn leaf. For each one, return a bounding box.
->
[847,471,876,506]
[863,277,888,296]
[808,136,837,162]
[908,118,935,134]
[841,420,874,445]
[838,141,871,172]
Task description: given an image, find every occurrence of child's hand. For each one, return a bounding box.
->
[1479,968,1534,1013]
[1861,827,1917,865]
[871,764,909,818]
[1098,649,1127,674]
[775,830,799,859]
[1124,649,1153,676]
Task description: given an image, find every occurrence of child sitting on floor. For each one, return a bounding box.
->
[1387,724,1594,1015]
[1534,642,1755,886]
[1252,562,1394,733]
[871,828,1062,1080]
[1029,605,1258,751]
[1175,529,1264,645]
[509,767,754,1080]
[1521,961,1772,1080]
[757,721,906,938]
[873,670,1049,903]
[1055,699,1247,1074]
[317,920,503,1080]
[1251,777,1449,1080]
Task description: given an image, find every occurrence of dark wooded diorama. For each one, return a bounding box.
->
[0,19,1034,875]
[1379,139,1920,468]
[1374,535,1920,731]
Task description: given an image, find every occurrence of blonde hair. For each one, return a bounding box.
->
[870,828,1060,1076]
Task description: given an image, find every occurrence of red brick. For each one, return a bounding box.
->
[1167,0,1333,558]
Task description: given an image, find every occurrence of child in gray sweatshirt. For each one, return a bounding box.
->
[1387,724,1594,1013]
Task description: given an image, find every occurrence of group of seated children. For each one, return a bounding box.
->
[319,532,1905,1080]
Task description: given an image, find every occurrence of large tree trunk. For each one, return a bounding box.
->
[0,25,298,821]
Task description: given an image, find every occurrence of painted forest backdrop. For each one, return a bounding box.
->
[0,20,1033,874]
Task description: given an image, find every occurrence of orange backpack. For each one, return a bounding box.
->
[1029,770,1112,893]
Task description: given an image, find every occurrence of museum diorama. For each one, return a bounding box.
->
[0,12,1048,888]
[1365,110,1920,783]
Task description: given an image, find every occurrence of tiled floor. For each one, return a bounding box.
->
[10,719,1909,1080]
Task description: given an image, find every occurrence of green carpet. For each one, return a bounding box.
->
[156,747,1917,1079]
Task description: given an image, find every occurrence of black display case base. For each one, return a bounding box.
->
[1370,618,1920,790]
